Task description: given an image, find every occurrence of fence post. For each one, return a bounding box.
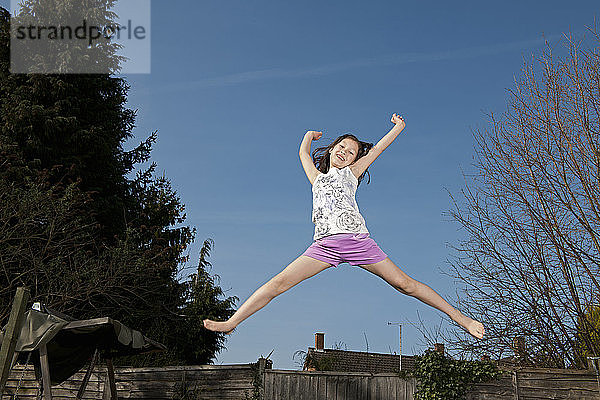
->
[258,357,266,400]
[0,287,30,394]
[512,370,519,400]
[587,357,600,395]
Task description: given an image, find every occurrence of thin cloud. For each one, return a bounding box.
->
[157,32,568,91]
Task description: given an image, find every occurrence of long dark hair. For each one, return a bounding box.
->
[311,134,374,186]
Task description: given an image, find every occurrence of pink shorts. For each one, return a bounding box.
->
[302,233,388,267]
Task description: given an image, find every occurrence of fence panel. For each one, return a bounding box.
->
[466,367,600,400]
[2,364,255,400]
[263,370,416,400]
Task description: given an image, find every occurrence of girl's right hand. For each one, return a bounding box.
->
[306,130,323,140]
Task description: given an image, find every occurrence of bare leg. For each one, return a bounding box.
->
[203,255,332,333]
[360,258,485,339]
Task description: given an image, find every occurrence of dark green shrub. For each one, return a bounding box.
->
[411,349,501,400]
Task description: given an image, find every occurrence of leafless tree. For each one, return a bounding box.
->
[0,172,179,326]
[443,28,600,368]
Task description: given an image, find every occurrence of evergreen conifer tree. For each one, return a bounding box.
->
[0,4,236,365]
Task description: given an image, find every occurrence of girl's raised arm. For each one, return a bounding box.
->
[350,113,406,178]
[299,130,322,185]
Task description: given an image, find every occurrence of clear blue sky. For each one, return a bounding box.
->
[5,0,599,369]
[126,1,599,370]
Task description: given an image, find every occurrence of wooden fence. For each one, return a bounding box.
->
[467,367,600,400]
[2,363,256,399]
[2,362,600,399]
[263,369,415,400]
[262,368,600,400]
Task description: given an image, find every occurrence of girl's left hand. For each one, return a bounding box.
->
[391,113,405,127]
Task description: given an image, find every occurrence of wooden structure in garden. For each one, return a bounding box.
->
[0,287,165,399]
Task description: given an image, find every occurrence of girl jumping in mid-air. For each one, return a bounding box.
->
[203,114,485,340]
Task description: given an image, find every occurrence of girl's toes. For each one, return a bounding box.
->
[203,319,236,333]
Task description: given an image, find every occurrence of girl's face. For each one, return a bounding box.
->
[329,138,359,169]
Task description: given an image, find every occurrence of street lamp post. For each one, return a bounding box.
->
[388,322,402,371]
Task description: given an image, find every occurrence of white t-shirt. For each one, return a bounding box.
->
[311,166,370,240]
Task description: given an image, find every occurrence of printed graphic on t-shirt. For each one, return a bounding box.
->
[312,167,368,240]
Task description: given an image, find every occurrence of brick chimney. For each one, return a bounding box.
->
[513,336,527,365]
[513,337,525,355]
[315,332,324,351]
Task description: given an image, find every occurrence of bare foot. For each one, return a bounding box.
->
[203,319,236,335]
[461,317,485,339]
